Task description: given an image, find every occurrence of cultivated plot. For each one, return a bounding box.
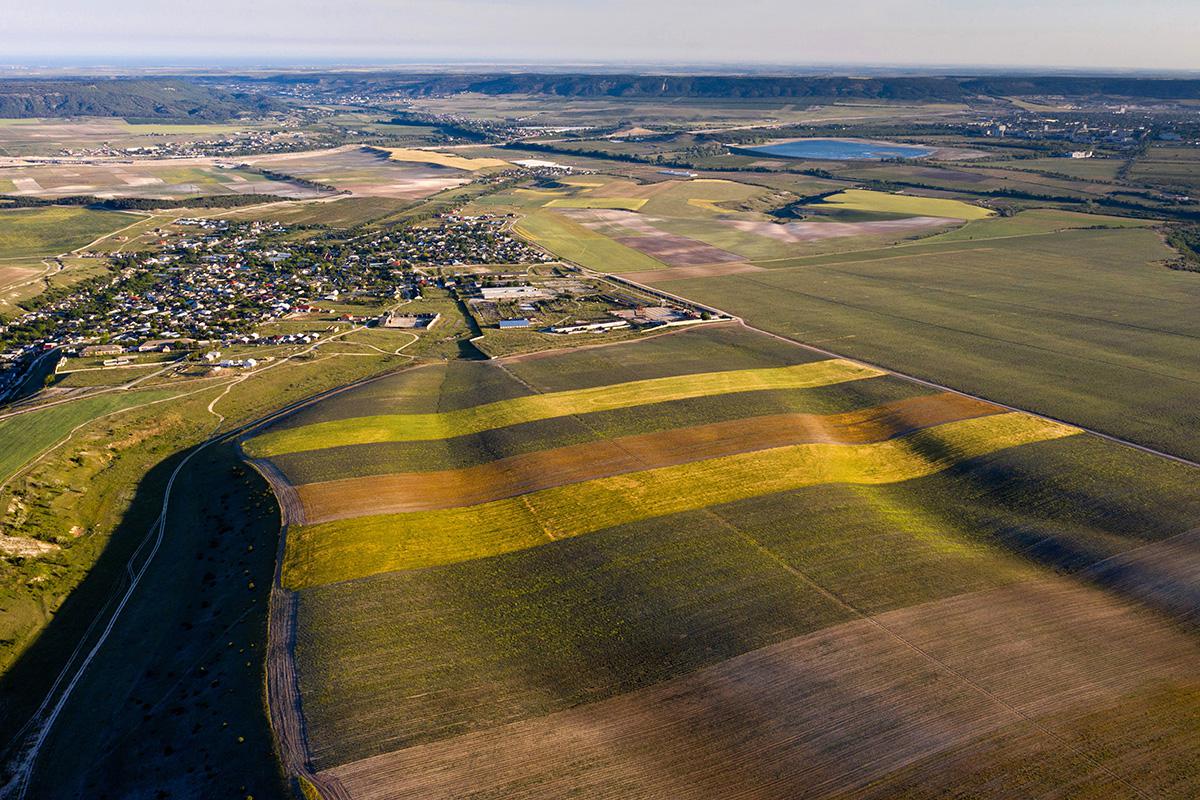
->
[246,324,1200,798]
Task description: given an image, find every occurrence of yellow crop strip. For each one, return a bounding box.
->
[821,189,994,220]
[281,412,1078,588]
[244,360,883,457]
[380,147,509,171]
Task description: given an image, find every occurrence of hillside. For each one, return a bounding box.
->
[0,78,279,120]
[252,71,1200,101]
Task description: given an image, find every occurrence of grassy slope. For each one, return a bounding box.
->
[0,389,179,485]
[0,206,139,259]
[0,346,413,799]
[25,443,289,800]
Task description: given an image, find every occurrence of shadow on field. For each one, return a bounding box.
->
[897,436,1200,622]
[0,443,289,800]
[292,509,851,770]
[0,450,184,752]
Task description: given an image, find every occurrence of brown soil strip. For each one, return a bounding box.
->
[615,233,744,266]
[265,585,350,800]
[323,578,1200,799]
[248,456,307,525]
[295,393,1001,523]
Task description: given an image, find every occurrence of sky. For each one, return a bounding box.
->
[4,0,1199,72]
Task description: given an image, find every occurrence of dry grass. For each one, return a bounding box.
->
[381,147,509,171]
[819,189,994,220]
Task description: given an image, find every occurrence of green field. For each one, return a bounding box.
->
[641,225,1200,463]
[923,207,1152,242]
[282,412,1074,588]
[246,359,880,456]
[513,209,669,272]
[0,207,140,260]
[498,175,974,270]
[543,196,647,210]
[219,196,413,226]
[248,324,1200,795]
[0,389,179,485]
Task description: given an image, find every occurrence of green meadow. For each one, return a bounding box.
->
[0,207,139,260]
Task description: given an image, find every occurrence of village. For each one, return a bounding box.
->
[0,212,556,393]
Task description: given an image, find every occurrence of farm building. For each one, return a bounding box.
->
[480,285,550,301]
[610,306,698,326]
[498,318,531,329]
[548,320,630,335]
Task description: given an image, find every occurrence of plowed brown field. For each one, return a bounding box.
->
[323,578,1200,800]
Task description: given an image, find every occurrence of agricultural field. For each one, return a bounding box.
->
[815,188,995,219]
[641,224,1200,463]
[378,147,510,172]
[217,195,413,227]
[504,178,1200,463]
[404,93,970,131]
[11,73,1200,800]
[994,156,1127,181]
[0,117,268,157]
[0,159,324,200]
[243,323,1200,797]
[483,174,984,275]
[243,146,473,198]
[1127,144,1200,191]
[0,325,427,799]
[0,206,140,259]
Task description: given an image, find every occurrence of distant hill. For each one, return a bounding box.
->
[6,73,1200,121]
[0,78,279,120]
[252,72,1200,101]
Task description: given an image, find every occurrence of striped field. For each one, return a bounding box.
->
[248,324,1200,798]
[243,359,882,456]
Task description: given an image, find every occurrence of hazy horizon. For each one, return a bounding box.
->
[6,0,1199,72]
